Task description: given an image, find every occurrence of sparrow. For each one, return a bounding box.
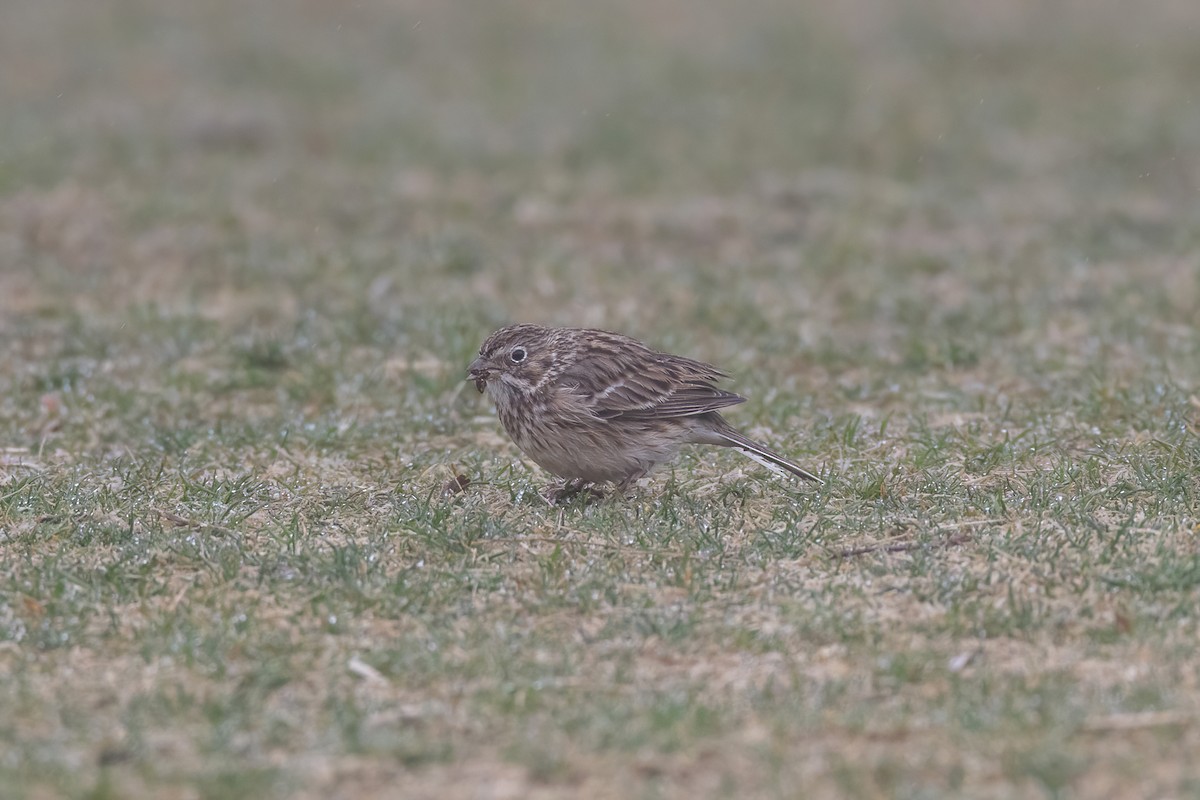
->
[467,324,821,491]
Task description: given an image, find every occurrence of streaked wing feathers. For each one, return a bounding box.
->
[604,386,746,419]
[559,349,745,420]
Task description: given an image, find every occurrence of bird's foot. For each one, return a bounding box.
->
[543,479,605,504]
[614,472,651,498]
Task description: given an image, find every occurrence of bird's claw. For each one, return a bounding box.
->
[543,480,605,504]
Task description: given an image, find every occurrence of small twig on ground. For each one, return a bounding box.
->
[481,536,678,556]
[833,527,988,560]
[832,533,973,559]
[831,518,1002,559]
[151,507,238,537]
[1080,710,1192,733]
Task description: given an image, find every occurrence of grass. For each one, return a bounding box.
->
[2,0,1199,797]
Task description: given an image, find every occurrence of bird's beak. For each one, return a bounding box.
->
[466,357,489,393]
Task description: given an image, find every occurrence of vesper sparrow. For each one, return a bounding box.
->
[467,324,821,491]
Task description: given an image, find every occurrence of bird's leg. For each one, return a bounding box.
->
[614,469,651,498]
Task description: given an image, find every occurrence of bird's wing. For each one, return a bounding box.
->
[605,384,746,419]
[558,352,746,420]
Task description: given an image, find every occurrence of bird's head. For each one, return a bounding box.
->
[467,324,566,396]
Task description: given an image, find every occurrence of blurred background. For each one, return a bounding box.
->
[4,0,1196,341]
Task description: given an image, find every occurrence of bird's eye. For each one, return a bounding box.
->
[509,346,527,364]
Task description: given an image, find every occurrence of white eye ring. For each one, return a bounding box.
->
[509,346,527,364]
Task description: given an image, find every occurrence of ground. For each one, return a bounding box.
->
[1,1,1198,798]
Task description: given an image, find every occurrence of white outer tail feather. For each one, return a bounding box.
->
[718,431,823,485]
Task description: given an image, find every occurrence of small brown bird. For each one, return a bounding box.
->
[467,324,821,492]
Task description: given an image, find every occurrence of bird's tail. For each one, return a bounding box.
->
[713,424,822,484]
